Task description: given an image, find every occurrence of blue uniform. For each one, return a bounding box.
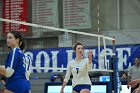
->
[5,48,29,93]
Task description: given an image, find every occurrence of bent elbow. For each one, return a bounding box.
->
[6,67,14,78]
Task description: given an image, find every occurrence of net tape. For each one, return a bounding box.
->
[0,18,115,72]
[0,18,114,40]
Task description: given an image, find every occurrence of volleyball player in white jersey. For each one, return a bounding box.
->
[60,41,93,93]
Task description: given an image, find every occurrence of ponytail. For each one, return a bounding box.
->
[19,40,25,51]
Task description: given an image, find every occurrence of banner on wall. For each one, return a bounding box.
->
[32,0,59,32]
[25,44,140,73]
[2,0,28,33]
[63,0,91,29]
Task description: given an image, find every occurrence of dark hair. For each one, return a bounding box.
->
[73,41,84,52]
[9,31,25,50]
[135,56,140,59]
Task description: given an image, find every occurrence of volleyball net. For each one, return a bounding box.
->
[0,18,115,73]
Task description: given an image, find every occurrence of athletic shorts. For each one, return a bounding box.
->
[6,79,29,93]
[27,80,31,90]
[73,84,91,93]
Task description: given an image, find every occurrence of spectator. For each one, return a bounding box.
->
[121,73,127,81]
[128,57,140,93]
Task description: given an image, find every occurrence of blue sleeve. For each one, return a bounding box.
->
[6,48,19,69]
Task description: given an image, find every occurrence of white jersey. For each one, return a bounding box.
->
[24,54,32,80]
[64,58,92,87]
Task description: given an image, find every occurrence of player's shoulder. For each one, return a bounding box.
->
[83,57,88,60]
[10,48,23,55]
[68,59,75,64]
[81,57,88,63]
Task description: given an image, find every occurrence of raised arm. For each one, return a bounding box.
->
[88,50,93,64]
[87,50,93,70]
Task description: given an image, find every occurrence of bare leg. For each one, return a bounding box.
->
[80,89,90,93]
[3,89,14,93]
[72,91,78,93]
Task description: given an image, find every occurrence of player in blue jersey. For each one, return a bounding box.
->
[0,31,30,93]
[24,54,32,93]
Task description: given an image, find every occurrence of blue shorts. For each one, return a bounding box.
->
[6,79,29,93]
[73,84,91,93]
[27,80,31,90]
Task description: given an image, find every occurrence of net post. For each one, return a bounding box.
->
[98,37,101,69]
[103,37,107,69]
[112,36,116,53]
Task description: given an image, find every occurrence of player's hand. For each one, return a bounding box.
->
[128,80,139,88]
[88,50,93,59]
